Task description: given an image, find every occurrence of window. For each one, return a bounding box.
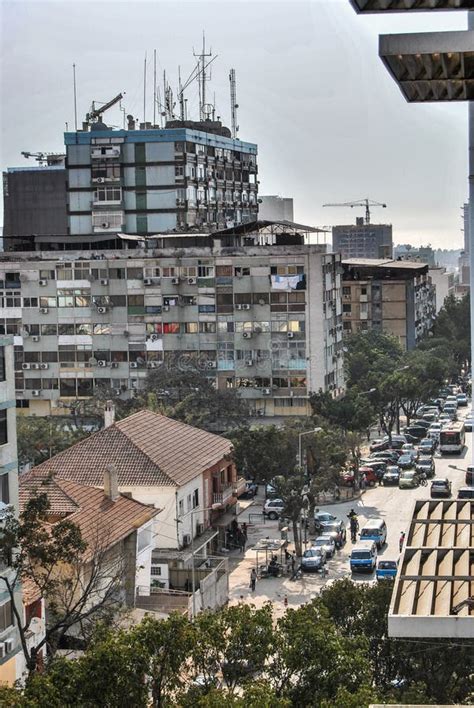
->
[151,566,162,576]
[342,287,351,296]
[91,160,120,181]
[184,323,198,334]
[178,499,184,517]
[0,348,5,382]
[0,601,13,633]
[0,410,8,445]
[92,212,123,229]
[342,304,352,313]
[192,489,199,509]
[187,494,192,512]
[163,323,180,334]
[199,322,216,334]
[94,186,121,202]
[361,287,367,296]
[0,473,9,504]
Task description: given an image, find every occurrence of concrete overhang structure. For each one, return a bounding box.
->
[379,30,474,101]
[351,0,473,12]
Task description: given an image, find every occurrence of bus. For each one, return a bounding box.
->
[439,422,466,455]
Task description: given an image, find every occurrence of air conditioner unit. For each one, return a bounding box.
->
[287,332,295,339]
[101,222,110,229]
[246,359,254,367]
[262,388,271,395]
[196,523,205,535]
[39,363,49,370]
[39,279,48,286]
[22,363,31,370]
[4,639,14,653]
[100,278,109,286]
[113,388,121,395]
[163,305,170,312]
[171,278,180,285]
[31,335,40,342]
[149,334,159,342]
[206,361,217,369]
[97,360,107,367]
[235,304,243,310]
[147,361,158,369]
[143,278,153,286]
[242,332,252,339]
[242,304,251,310]
[96,177,106,184]
[188,277,197,285]
[30,363,40,370]
[130,362,138,369]
[31,390,41,397]
[40,308,49,314]
[182,534,191,547]
[111,362,119,368]
[97,306,108,314]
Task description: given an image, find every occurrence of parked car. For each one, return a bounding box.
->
[381,466,400,486]
[263,498,284,520]
[312,535,336,559]
[359,460,387,478]
[430,478,452,498]
[458,487,474,499]
[382,435,408,450]
[343,466,378,487]
[463,415,474,432]
[376,559,398,580]
[321,521,346,548]
[399,470,420,489]
[242,481,258,498]
[443,406,458,421]
[412,419,431,429]
[265,483,278,499]
[421,411,439,424]
[456,393,468,407]
[301,548,326,572]
[417,438,436,455]
[415,456,435,478]
[314,511,338,533]
[439,413,452,425]
[350,542,377,573]
[398,454,415,470]
[404,426,428,441]
[370,450,401,464]
[370,439,390,453]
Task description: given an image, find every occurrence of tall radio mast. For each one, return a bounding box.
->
[229,68,239,138]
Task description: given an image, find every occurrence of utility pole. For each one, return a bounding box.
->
[194,32,212,121]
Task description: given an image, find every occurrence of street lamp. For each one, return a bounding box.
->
[298,427,322,475]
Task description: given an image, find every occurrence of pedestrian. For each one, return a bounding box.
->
[291,554,296,574]
[237,529,246,553]
[250,568,257,592]
[399,531,406,553]
[283,595,288,608]
[242,522,248,541]
[360,474,366,491]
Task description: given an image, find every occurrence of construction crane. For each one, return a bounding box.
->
[21,151,65,166]
[85,92,124,125]
[323,198,387,225]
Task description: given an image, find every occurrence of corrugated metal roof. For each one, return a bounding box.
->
[389,500,474,638]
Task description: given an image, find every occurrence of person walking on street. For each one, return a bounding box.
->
[242,522,248,541]
[250,568,257,592]
[399,531,406,553]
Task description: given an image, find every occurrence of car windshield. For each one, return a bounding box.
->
[360,528,379,537]
[432,480,447,487]
[314,538,329,546]
[304,549,321,558]
[418,460,431,467]
[378,561,396,569]
[352,550,371,559]
[324,523,339,532]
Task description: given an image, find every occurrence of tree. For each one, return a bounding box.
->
[229,425,299,484]
[272,471,308,557]
[16,417,90,468]
[309,388,374,434]
[344,330,403,390]
[396,350,448,426]
[431,293,470,369]
[0,494,125,675]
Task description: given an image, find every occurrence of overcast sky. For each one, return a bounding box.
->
[0,0,469,248]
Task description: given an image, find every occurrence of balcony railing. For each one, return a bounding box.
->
[212,485,234,506]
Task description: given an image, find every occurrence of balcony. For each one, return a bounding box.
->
[233,477,247,498]
[212,485,234,507]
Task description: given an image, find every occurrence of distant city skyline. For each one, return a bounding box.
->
[0,0,469,249]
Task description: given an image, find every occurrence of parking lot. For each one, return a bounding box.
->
[228,409,472,615]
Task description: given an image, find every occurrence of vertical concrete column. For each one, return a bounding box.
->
[469,12,474,465]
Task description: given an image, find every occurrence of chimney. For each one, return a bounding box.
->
[104,400,115,428]
[104,464,119,502]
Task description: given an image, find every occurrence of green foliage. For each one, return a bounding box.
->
[16,417,90,468]
[229,425,299,484]
[431,293,470,367]
[310,388,375,433]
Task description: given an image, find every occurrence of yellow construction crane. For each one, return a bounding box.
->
[323,198,387,225]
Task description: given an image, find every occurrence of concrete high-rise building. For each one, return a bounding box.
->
[342,259,435,350]
[332,219,393,259]
[2,163,68,251]
[0,335,23,684]
[0,223,344,420]
[259,196,294,222]
[65,119,258,238]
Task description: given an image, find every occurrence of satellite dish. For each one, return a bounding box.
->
[89,356,98,366]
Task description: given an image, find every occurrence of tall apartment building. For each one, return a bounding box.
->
[0,336,23,684]
[0,226,344,419]
[341,259,435,350]
[259,196,294,222]
[333,219,393,259]
[65,119,258,238]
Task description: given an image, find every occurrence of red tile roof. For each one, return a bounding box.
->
[28,410,233,489]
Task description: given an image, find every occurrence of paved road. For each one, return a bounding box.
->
[228,409,472,610]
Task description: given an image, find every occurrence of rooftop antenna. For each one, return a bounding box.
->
[178,65,185,122]
[229,68,239,139]
[143,52,147,124]
[153,49,157,126]
[73,63,78,131]
[194,32,212,121]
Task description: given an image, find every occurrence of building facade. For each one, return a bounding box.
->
[342,259,435,350]
[0,235,344,419]
[0,336,22,685]
[333,220,393,259]
[65,120,258,237]
[259,195,294,222]
[428,266,454,314]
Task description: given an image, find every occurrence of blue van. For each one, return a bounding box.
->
[359,518,387,549]
[350,542,377,573]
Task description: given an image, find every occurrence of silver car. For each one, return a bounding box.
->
[312,534,336,558]
[301,548,325,572]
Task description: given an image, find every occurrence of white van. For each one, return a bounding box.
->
[359,518,387,549]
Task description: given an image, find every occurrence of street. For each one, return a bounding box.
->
[228,418,472,613]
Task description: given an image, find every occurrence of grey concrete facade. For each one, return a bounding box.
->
[333,222,393,259]
[0,242,344,419]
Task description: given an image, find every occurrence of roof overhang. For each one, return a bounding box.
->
[379,30,474,101]
[350,0,473,12]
